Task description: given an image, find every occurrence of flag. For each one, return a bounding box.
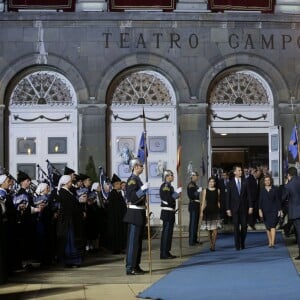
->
[289,126,298,160]
[177,125,182,174]
[137,132,147,164]
[99,166,110,200]
[176,145,181,174]
[47,161,55,190]
[37,165,46,184]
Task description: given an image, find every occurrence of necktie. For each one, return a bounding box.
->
[237,179,241,194]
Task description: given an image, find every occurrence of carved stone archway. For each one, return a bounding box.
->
[209,69,274,133]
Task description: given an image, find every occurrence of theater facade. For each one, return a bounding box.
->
[0,0,299,224]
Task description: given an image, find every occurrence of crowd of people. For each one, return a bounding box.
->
[1,160,300,282]
[186,164,300,256]
[0,166,128,283]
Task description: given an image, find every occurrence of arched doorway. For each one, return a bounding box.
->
[208,69,282,184]
[108,69,178,225]
[7,68,78,180]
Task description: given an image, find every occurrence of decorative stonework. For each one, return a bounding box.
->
[10,71,75,106]
[111,70,174,106]
[209,71,270,105]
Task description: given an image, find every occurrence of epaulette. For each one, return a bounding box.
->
[162,184,170,192]
[127,179,136,186]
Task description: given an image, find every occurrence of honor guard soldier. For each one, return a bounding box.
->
[160,170,181,259]
[187,171,202,246]
[123,158,149,275]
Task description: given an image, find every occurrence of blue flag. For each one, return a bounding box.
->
[289,126,298,160]
[137,132,147,164]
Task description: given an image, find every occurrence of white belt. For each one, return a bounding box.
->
[192,200,201,203]
[161,207,175,212]
[129,205,146,210]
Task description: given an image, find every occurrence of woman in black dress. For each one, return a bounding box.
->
[200,177,221,251]
[258,175,282,248]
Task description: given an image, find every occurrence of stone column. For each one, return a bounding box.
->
[178,102,208,227]
[0,105,4,168]
[275,1,300,14]
[78,104,107,174]
[76,0,107,11]
[176,0,209,12]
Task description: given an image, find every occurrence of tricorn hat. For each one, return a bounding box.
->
[17,170,31,184]
[111,173,121,184]
[79,173,90,181]
[64,166,75,175]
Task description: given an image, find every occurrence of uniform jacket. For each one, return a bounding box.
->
[283,176,300,220]
[123,174,146,226]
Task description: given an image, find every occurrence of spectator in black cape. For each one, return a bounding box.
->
[0,174,10,283]
[107,174,127,254]
[57,175,85,267]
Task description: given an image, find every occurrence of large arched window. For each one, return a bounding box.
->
[8,69,78,180]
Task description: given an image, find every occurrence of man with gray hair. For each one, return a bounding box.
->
[283,166,300,259]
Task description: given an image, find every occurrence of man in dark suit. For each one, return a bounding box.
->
[282,167,300,259]
[226,165,253,250]
[218,171,230,224]
[247,167,262,230]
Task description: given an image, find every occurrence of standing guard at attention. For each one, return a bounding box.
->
[187,171,202,246]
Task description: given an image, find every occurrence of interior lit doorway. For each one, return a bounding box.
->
[211,132,268,172]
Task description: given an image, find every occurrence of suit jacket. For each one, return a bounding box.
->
[247,174,260,204]
[226,177,252,215]
[283,176,300,220]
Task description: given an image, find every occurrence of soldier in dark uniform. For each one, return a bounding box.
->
[123,158,149,275]
[187,171,202,246]
[160,170,182,259]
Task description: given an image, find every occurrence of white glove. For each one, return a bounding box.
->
[176,187,182,194]
[141,182,150,191]
[197,187,202,192]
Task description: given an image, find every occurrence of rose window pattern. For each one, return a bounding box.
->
[112,71,173,105]
[10,71,75,106]
[209,71,270,105]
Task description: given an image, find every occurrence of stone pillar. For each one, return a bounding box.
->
[78,104,107,174]
[176,0,209,12]
[0,105,4,168]
[178,102,208,227]
[275,1,300,14]
[76,0,107,12]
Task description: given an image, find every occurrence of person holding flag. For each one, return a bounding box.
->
[123,157,149,275]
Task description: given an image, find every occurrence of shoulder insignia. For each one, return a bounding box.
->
[127,179,136,186]
[162,185,170,192]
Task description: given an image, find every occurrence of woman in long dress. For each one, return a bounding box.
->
[258,175,282,248]
[200,177,221,251]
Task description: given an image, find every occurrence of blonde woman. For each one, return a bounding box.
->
[200,177,221,251]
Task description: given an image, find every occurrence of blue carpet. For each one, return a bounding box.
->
[138,232,300,300]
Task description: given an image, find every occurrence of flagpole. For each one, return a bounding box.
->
[142,108,152,275]
[177,127,183,259]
